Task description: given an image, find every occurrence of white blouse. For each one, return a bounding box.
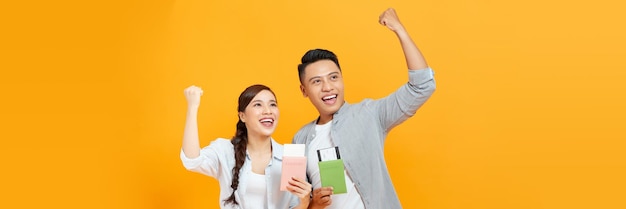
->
[244,172,268,209]
[181,138,299,209]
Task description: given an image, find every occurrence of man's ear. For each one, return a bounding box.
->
[238,112,245,123]
[300,84,308,97]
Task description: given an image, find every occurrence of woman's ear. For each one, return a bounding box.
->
[238,112,245,123]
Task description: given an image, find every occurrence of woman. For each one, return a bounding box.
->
[180,84,311,209]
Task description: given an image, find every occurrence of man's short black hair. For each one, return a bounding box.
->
[297,49,341,84]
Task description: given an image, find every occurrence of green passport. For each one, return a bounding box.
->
[318,159,347,194]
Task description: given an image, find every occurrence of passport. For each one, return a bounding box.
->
[318,159,347,194]
[317,146,347,194]
[280,144,307,191]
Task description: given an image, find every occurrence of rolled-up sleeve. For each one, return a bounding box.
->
[408,67,436,92]
[375,67,436,133]
[180,139,227,178]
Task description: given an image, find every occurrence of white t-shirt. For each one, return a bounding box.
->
[245,172,268,209]
[306,121,365,209]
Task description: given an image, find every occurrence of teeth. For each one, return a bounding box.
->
[323,95,337,100]
[260,119,273,123]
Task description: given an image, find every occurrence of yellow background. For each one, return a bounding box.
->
[1,0,625,208]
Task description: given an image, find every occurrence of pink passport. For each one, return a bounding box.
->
[280,156,307,191]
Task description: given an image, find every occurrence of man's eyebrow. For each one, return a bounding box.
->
[307,72,340,82]
[307,75,321,83]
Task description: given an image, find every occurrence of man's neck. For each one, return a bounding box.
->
[317,115,334,125]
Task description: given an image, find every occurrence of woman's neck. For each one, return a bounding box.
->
[246,135,272,153]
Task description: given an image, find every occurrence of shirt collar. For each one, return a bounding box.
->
[244,138,283,163]
[270,138,283,161]
[314,102,351,124]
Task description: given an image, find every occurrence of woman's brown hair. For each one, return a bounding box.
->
[223,84,276,206]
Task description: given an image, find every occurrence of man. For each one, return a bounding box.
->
[292,8,436,209]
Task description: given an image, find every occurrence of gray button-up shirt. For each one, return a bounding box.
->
[292,68,436,209]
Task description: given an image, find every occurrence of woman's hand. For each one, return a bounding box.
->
[181,85,203,158]
[184,85,203,108]
[287,177,312,208]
